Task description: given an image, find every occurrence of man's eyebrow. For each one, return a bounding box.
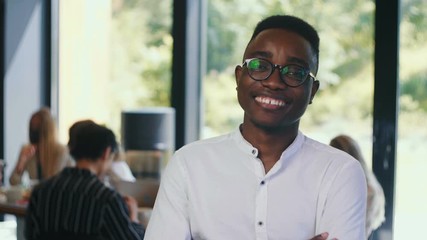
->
[247,52,310,66]
[286,56,309,67]
[248,51,272,58]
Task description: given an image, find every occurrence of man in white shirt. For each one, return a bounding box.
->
[145,15,367,240]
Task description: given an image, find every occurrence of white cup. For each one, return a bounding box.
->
[6,186,25,204]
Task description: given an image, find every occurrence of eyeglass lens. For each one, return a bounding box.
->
[245,58,309,87]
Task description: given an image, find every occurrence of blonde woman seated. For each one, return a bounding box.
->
[10,107,74,186]
[330,134,386,238]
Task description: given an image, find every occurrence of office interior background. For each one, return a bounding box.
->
[1,0,426,239]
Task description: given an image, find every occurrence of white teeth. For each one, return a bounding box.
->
[255,97,285,106]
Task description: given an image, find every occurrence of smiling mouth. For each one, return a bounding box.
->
[255,96,286,107]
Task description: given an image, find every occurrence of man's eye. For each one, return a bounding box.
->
[253,65,269,71]
[248,60,260,69]
[282,66,306,79]
[288,71,303,76]
[248,60,269,71]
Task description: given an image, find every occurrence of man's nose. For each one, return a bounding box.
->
[261,67,286,90]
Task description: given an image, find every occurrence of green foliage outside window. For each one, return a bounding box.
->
[203,0,427,139]
[111,0,172,112]
[109,0,426,140]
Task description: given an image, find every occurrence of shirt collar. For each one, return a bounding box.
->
[232,127,259,157]
[281,130,305,160]
[232,127,305,161]
[64,167,97,178]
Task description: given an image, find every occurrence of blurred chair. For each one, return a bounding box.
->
[121,108,175,180]
[111,179,160,208]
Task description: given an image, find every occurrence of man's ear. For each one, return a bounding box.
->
[100,147,112,162]
[235,65,243,88]
[309,80,320,104]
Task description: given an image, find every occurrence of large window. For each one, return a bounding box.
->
[395,0,427,238]
[54,1,427,239]
[57,0,172,143]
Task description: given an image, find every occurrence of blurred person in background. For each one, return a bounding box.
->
[108,145,136,183]
[9,107,74,186]
[68,119,135,184]
[25,122,144,239]
[330,134,386,238]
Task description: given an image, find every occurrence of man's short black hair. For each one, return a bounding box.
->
[69,123,117,161]
[249,15,320,70]
[68,119,96,152]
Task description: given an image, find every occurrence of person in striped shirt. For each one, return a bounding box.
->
[25,121,145,240]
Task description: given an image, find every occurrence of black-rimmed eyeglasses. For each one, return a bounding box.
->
[241,58,317,87]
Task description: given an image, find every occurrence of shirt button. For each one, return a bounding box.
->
[260,181,265,185]
[258,221,263,226]
[251,149,256,155]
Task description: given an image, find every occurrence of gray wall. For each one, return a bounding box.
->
[3,0,46,185]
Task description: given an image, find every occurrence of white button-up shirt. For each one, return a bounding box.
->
[144,130,367,240]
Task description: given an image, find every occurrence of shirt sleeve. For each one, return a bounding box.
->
[9,146,28,185]
[102,193,145,240]
[144,153,192,240]
[9,167,23,185]
[317,159,367,239]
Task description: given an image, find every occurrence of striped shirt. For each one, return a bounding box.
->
[25,167,145,240]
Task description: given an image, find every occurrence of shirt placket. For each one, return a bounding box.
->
[252,148,268,240]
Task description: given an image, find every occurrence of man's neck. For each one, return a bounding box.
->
[75,159,100,176]
[240,123,298,147]
[240,123,299,173]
